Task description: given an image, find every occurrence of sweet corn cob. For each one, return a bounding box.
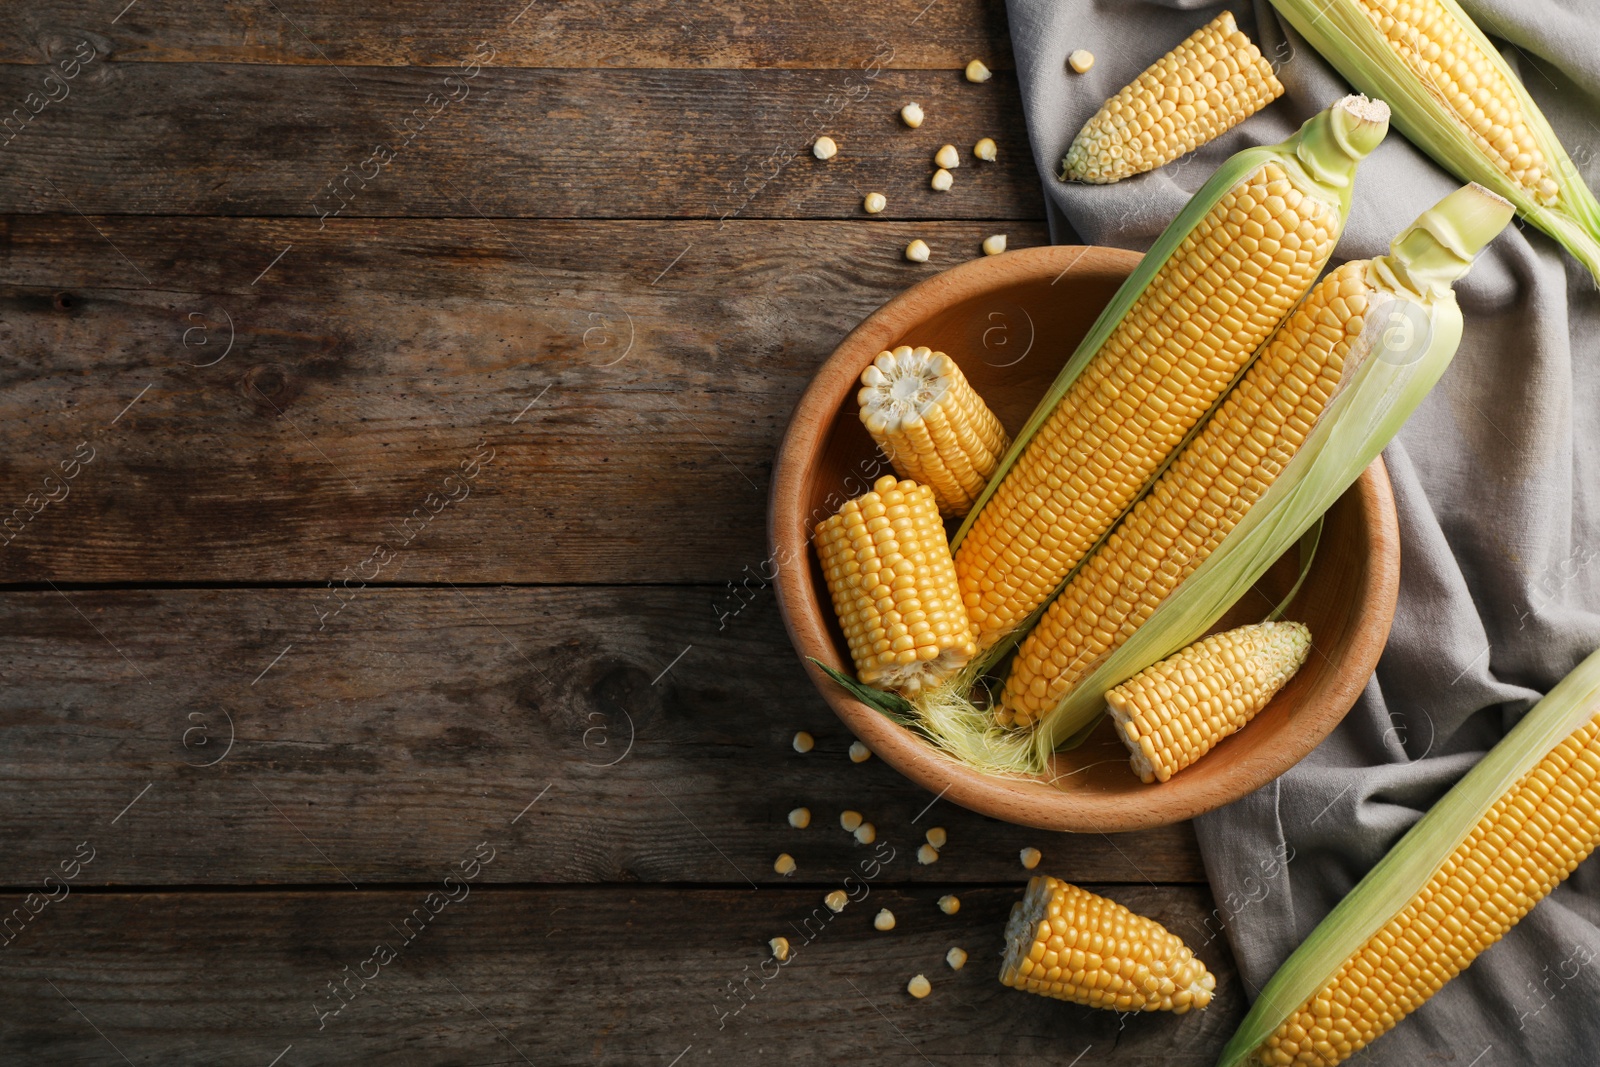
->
[858,346,1009,517]
[1219,647,1600,1067]
[1000,875,1216,1013]
[1106,621,1311,783]
[1269,0,1600,282]
[1062,12,1284,184]
[953,97,1387,655]
[814,476,976,696]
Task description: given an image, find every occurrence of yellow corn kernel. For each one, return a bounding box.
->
[1062,13,1284,184]
[1001,875,1216,1013]
[1107,621,1312,783]
[1002,262,1369,727]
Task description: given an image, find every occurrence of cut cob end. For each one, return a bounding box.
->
[1369,182,1515,299]
[1292,95,1390,190]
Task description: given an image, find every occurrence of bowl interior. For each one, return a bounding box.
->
[774,245,1397,832]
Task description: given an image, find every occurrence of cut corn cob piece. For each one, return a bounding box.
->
[952,97,1386,655]
[814,476,977,696]
[1219,647,1600,1067]
[1106,622,1311,783]
[1003,183,1514,767]
[1000,875,1216,1013]
[859,346,1009,517]
[1062,12,1284,184]
[1268,0,1600,282]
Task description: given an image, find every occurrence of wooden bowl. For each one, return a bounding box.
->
[770,245,1400,833]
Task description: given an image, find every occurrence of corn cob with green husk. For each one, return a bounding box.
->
[1268,0,1600,282]
[952,96,1387,665]
[1062,12,1285,184]
[1106,621,1312,783]
[1218,646,1600,1066]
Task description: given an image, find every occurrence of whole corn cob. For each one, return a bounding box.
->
[953,96,1387,656]
[1000,184,1514,740]
[1062,12,1285,184]
[1000,875,1216,1013]
[1269,0,1600,282]
[1218,647,1600,1067]
[858,346,1010,517]
[813,476,976,696]
[1106,621,1312,783]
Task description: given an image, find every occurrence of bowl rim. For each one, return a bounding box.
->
[768,244,1401,832]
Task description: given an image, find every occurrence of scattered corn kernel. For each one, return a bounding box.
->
[792,731,814,753]
[901,101,925,128]
[770,936,790,962]
[931,168,953,192]
[904,239,930,263]
[1068,49,1095,73]
[965,59,992,83]
[788,807,811,829]
[840,810,864,832]
[974,137,997,162]
[938,894,960,915]
[1020,847,1042,870]
[874,908,897,931]
[863,191,887,214]
[946,947,968,970]
[907,974,932,998]
[917,843,939,865]
[774,852,797,875]
[926,828,947,850]
[934,144,960,169]
[825,889,848,913]
[854,822,877,845]
[812,136,838,160]
[982,234,1007,256]
[849,741,872,763]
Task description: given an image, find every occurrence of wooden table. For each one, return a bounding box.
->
[0,2,1242,1061]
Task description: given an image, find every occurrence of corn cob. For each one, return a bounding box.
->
[952,97,1387,657]
[1218,647,1600,1067]
[1269,0,1600,282]
[1062,12,1285,184]
[814,476,975,696]
[1000,875,1216,1013]
[999,184,1514,738]
[858,346,1009,517]
[1106,621,1311,783]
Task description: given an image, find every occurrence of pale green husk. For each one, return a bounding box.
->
[1216,644,1600,1067]
[1269,0,1600,282]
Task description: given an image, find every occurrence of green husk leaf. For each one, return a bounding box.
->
[1267,517,1323,623]
[1216,644,1600,1067]
[1268,0,1600,282]
[809,658,917,724]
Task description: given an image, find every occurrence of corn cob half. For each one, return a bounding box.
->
[1062,12,1285,184]
[1000,875,1216,1013]
[1107,621,1312,783]
[858,346,1009,517]
[952,96,1387,657]
[1269,0,1600,282]
[814,476,976,696]
[1218,646,1600,1066]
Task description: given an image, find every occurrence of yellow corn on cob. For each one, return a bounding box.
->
[814,476,976,696]
[1000,875,1216,1013]
[1106,621,1311,783]
[1001,260,1370,728]
[858,346,1009,517]
[1220,646,1600,1066]
[955,98,1389,655]
[1062,12,1285,184]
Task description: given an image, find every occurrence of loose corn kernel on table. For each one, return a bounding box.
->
[0,2,1243,1061]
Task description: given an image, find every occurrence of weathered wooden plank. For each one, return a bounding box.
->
[0,64,1037,218]
[2,0,1014,69]
[0,885,1239,1064]
[0,217,1059,584]
[0,587,1206,886]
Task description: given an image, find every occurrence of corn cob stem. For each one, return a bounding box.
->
[1062,12,1284,184]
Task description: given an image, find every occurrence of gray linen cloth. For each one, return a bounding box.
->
[1005,0,1600,1060]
